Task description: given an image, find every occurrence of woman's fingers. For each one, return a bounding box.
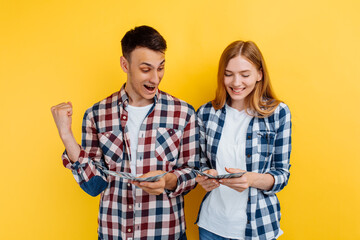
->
[219,178,249,192]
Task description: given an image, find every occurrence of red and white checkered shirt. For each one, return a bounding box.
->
[62,85,198,240]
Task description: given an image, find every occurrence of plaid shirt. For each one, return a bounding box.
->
[196,102,292,240]
[62,85,198,240]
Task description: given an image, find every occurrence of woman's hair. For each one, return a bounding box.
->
[212,40,281,118]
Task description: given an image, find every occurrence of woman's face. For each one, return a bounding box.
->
[224,55,262,110]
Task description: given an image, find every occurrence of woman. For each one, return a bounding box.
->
[196,41,292,240]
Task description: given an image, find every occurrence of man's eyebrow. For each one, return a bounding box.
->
[139,60,165,68]
[140,62,153,67]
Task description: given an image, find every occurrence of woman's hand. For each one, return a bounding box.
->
[195,169,220,192]
[219,167,249,192]
[220,167,275,192]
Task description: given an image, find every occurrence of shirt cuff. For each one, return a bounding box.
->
[262,170,285,195]
[166,168,197,198]
[61,148,87,171]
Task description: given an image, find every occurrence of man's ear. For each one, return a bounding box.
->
[120,56,129,73]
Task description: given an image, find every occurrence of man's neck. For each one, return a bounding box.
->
[125,86,154,107]
[128,97,153,107]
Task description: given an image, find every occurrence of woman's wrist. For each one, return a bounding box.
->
[246,172,274,191]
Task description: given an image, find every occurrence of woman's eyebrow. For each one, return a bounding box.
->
[225,69,250,73]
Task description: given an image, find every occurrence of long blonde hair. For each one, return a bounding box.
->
[212,41,281,118]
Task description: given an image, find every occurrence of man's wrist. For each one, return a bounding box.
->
[60,131,81,163]
[59,130,74,141]
[164,173,177,191]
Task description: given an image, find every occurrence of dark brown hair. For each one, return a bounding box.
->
[121,25,167,60]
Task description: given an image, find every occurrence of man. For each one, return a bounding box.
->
[51,26,198,240]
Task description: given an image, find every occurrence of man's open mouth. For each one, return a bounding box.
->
[144,84,156,92]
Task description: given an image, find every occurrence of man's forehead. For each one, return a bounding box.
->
[130,47,165,65]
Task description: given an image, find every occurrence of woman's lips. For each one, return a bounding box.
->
[230,87,245,94]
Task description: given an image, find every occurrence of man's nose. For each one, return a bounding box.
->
[149,70,161,84]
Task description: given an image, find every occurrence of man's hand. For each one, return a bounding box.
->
[51,102,73,139]
[195,169,220,192]
[50,102,80,163]
[131,171,177,195]
[218,167,249,192]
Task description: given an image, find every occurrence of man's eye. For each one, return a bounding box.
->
[224,73,232,77]
[158,67,164,71]
[141,69,150,73]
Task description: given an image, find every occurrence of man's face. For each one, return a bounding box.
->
[121,47,165,106]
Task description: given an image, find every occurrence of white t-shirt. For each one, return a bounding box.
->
[197,104,252,239]
[125,104,152,196]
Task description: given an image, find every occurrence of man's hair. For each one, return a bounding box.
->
[121,25,167,60]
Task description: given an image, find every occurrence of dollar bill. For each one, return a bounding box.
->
[193,169,246,179]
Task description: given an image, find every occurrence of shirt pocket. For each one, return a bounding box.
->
[97,129,124,165]
[155,127,182,162]
[257,131,276,158]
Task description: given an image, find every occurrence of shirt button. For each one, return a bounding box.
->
[247,135,251,139]
[122,115,127,120]
[127,228,131,233]
[247,154,251,158]
[129,205,132,209]
[127,183,131,187]
[106,133,110,137]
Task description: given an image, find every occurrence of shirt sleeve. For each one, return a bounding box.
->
[263,104,292,195]
[197,106,211,172]
[62,109,108,197]
[167,110,199,198]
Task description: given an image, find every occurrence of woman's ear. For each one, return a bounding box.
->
[257,68,263,82]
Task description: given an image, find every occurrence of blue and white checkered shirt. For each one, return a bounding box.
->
[196,101,292,240]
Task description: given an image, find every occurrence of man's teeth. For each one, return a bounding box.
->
[144,85,155,90]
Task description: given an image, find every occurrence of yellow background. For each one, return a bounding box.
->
[1,0,359,239]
